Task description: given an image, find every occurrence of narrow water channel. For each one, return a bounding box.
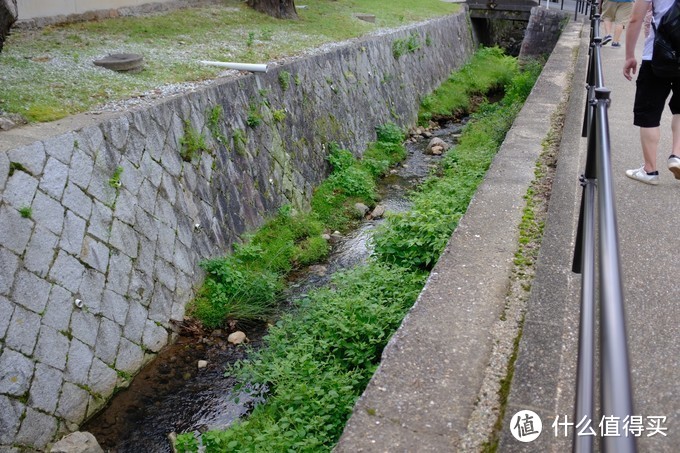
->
[83,121,464,452]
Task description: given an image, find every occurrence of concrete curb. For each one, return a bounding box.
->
[335,19,586,452]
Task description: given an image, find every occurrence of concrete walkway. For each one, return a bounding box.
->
[499,20,680,453]
[338,12,680,453]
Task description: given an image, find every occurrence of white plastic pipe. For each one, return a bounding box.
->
[199,60,268,73]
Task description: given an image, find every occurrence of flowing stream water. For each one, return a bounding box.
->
[83,121,464,452]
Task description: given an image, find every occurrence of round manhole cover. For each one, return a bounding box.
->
[93,53,144,72]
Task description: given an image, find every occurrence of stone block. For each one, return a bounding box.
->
[144,121,166,163]
[156,223,176,263]
[49,250,85,294]
[2,170,38,209]
[115,337,144,374]
[28,362,63,413]
[30,190,65,235]
[70,310,99,348]
[42,284,74,332]
[106,252,132,296]
[128,269,154,306]
[161,144,183,177]
[0,295,13,338]
[0,204,34,256]
[155,195,178,229]
[109,219,138,259]
[154,259,176,292]
[199,153,214,183]
[101,289,128,326]
[136,178,158,215]
[123,299,148,344]
[95,317,121,366]
[0,247,19,296]
[159,172,177,204]
[57,382,89,424]
[125,127,146,167]
[141,151,164,187]
[0,349,34,396]
[65,339,94,385]
[148,284,173,324]
[79,124,105,159]
[33,325,70,371]
[15,407,58,449]
[102,115,130,151]
[12,269,51,313]
[88,358,118,396]
[5,306,41,355]
[87,166,117,207]
[173,242,195,276]
[45,132,76,164]
[113,187,136,225]
[80,236,110,274]
[176,215,195,249]
[68,147,95,190]
[0,395,24,445]
[59,210,86,256]
[78,269,106,315]
[8,141,47,176]
[88,200,113,243]
[119,157,143,194]
[0,151,8,191]
[142,320,168,353]
[134,206,159,242]
[62,183,93,220]
[39,157,69,200]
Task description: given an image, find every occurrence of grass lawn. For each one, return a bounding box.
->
[0,0,459,122]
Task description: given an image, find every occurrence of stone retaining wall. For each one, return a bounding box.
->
[0,11,475,450]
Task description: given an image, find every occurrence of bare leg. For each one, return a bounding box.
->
[671,114,680,155]
[613,23,625,43]
[640,126,660,172]
[603,19,613,36]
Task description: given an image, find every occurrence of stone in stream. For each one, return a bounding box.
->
[354,202,369,217]
[50,431,104,453]
[425,137,450,155]
[369,205,386,219]
[228,331,247,345]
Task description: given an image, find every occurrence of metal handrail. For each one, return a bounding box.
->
[571,7,636,453]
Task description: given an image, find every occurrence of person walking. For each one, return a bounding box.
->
[623,0,680,184]
[602,0,635,47]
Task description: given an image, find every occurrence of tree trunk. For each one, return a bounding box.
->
[0,0,17,53]
[247,0,298,20]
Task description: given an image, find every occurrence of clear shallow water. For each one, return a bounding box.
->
[84,122,463,452]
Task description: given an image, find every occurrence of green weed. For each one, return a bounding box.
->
[207,105,227,145]
[108,166,123,188]
[18,206,32,219]
[278,71,291,91]
[272,109,286,123]
[179,121,209,162]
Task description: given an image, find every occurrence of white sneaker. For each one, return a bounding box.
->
[602,34,613,45]
[668,155,680,180]
[625,166,659,185]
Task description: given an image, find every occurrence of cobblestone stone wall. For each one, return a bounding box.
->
[0,11,475,450]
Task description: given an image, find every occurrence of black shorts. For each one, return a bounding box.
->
[634,61,680,127]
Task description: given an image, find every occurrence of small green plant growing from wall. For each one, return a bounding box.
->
[279,71,291,91]
[207,105,227,145]
[108,166,123,188]
[179,121,209,162]
[272,109,287,123]
[246,104,263,128]
[232,128,247,156]
[18,206,32,219]
[425,33,433,46]
[392,32,421,59]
